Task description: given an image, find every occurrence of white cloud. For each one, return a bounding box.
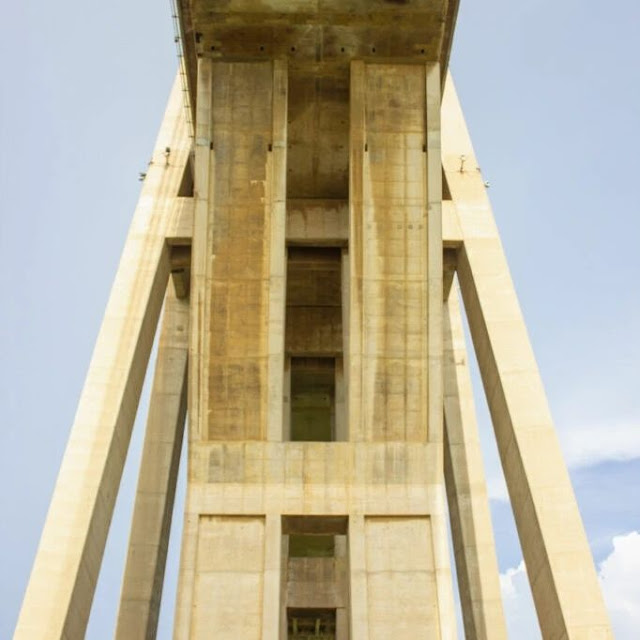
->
[486,472,509,502]
[497,531,640,639]
[599,531,640,638]
[499,561,541,640]
[559,422,640,469]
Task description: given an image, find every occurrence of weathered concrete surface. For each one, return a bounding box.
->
[176,0,460,116]
[349,62,442,444]
[166,196,464,248]
[196,60,286,442]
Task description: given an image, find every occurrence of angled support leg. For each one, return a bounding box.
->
[442,74,612,639]
[115,284,189,640]
[443,281,507,640]
[173,55,213,640]
[15,75,192,639]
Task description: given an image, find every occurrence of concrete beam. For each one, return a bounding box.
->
[167,196,463,249]
[177,0,458,112]
[267,58,289,443]
[286,199,349,246]
[166,197,194,246]
[442,200,463,248]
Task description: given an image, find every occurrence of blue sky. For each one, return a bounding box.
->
[1,1,638,638]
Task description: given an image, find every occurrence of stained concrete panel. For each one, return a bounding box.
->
[364,516,440,638]
[287,74,349,199]
[191,516,265,639]
[199,61,288,441]
[206,63,272,440]
[350,63,431,441]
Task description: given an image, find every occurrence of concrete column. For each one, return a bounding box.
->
[280,534,289,640]
[172,509,199,640]
[432,504,458,640]
[335,534,350,639]
[193,59,285,442]
[115,285,189,640]
[175,55,213,640]
[348,515,370,639]
[262,514,283,639]
[341,247,350,440]
[335,357,347,441]
[267,59,288,442]
[283,355,292,441]
[442,74,613,639]
[426,62,444,445]
[348,60,366,442]
[177,57,288,637]
[14,75,191,640]
[349,61,436,442]
[189,516,266,638]
[443,283,507,640]
[187,55,213,445]
[425,64,458,638]
[172,58,213,639]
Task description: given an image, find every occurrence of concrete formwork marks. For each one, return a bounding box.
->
[351,63,439,442]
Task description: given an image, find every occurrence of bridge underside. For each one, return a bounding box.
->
[177,0,460,109]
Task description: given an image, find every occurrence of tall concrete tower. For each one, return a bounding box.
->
[16,2,612,639]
